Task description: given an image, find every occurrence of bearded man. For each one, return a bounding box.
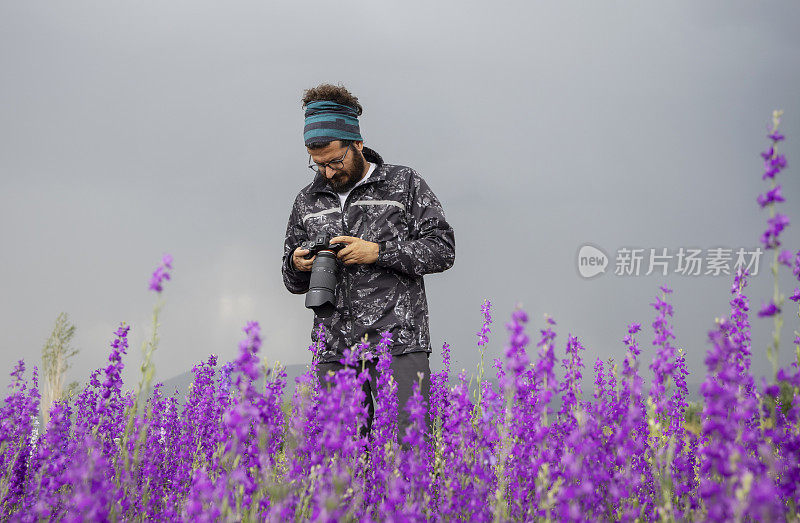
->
[282,83,455,442]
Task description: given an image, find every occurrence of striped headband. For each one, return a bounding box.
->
[303,100,363,146]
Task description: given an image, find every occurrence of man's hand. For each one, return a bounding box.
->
[292,248,316,271]
[330,236,379,266]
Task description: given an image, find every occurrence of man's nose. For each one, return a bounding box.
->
[324,166,337,179]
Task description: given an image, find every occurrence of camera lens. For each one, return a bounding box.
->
[304,250,339,317]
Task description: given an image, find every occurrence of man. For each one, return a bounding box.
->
[281,84,455,441]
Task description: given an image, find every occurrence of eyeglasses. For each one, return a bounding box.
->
[308,145,351,174]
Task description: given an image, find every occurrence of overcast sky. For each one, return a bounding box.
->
[2,1,799,396]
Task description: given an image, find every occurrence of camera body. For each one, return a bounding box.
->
[300,234,346,317]
[300,234,346,259]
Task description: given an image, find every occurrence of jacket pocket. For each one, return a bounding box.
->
[351,282,415,349]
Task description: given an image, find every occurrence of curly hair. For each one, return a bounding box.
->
[301,83,363,115]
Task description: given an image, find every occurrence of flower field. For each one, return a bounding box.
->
[1,112,800,521]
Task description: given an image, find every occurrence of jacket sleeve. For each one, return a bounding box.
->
[282,197,311,294]
[375,171,455,277]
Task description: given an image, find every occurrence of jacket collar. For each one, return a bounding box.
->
[309,146,386,194]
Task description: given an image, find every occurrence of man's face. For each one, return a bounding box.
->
[308,141,366,193]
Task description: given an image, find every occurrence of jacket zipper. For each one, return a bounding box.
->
[321,171,380,351]
[340,186,360,350]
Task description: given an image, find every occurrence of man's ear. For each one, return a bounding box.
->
[354,141,364,152]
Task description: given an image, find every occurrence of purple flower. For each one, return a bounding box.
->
[768,130,785,142]
[778,249,793,267]
[366,331,398,507]
[95,323,130,454]
[765,384,780,397]
[761,213,790,250]
[729,268,752,372]
[11,190,800,522]
[777,364,800,387]
[218,361,234,393]
[757,185,785,207]
[429,341,451,425]
[148,253,173,293]
[0,362,40,509]
[593,357,606,401]
[762,155,787,179]
[476,299,492,348]
[559,334,585,414]
[700,318,783,521]
[395,378,432,518]
[183,468,223,520]
[234,321,261,382]
[649,287,678,421]
[757,300,781,318]
[772,153,788,169]
[62,436,117,521]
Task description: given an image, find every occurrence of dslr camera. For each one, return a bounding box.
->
[299,233,346,317]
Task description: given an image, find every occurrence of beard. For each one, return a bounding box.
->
[329,148,366,193]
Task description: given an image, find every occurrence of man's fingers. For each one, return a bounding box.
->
[337,244,354,258]
[293,252,315,271]
[330,236,355,245]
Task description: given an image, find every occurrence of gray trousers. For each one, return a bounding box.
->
[315,351,432,447]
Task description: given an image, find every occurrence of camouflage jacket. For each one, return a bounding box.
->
[282,146,455,363]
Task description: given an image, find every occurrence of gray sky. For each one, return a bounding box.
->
[2,1,800,395]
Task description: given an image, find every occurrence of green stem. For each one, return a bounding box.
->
[794,306,800,368]
[768,235,784,379]
[122,298,162,476]
[492,381,515,522]
[764,110,785,380]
